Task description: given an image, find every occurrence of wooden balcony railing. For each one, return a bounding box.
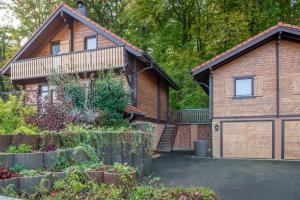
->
[168,109,210,124]
[10,46,126,80]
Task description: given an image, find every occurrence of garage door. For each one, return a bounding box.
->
[221,121,273,158]
[283,121,300,160]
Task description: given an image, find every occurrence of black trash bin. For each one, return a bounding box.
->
[194,140,208,157]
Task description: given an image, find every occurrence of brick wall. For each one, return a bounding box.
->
[213,40,277,117]
[173,125,191,149]
[173,124,210,150]
[197,124,211,147]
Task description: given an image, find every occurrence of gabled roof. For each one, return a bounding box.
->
[192,22,300,79]
[0,3,179,90]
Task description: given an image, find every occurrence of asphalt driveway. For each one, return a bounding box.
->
[152,152,300,200]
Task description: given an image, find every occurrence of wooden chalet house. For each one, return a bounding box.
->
[0,2,179,124]
[192,23,300,160]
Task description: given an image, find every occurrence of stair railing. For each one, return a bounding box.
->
[170,111,180,150]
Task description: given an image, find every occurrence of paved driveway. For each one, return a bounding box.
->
[152,152,300,200]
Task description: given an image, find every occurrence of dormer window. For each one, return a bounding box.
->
[85,36,97,50]
[51,42,60,55]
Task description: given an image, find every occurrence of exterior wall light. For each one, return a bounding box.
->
[215,124,219,132]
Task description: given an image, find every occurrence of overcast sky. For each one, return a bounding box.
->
[0,0,20,27]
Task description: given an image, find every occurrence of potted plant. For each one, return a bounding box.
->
[18,169,52,194]
[7,144,44,169]
[0,167,19,191]
[104,163,136,186]
[85,163,109,184]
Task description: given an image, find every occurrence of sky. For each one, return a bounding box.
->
[0,0,20,27]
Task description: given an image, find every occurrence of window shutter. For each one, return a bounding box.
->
[293,74,300,95]
[255,77,264,97]
[224,79,233,97]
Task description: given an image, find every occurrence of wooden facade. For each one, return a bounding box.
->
[192,23,300,160]
[0,3,179,123]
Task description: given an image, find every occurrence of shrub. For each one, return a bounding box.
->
[0,167,19,180]
[50,151,70,172]
[6,144,32,153]
[46,71,130,128]
[26,100,78,132]
[64,83,86,110]
[89,72,130,127]
[0,94,38,134]
[9,164,26,173]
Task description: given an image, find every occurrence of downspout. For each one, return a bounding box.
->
[129,112,134,122]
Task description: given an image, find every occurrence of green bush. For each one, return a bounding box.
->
[9,164,27,173]
[0,94,38,134]
[88,72,130,127]
[6,144,32,153]
[64,83,86,110]
[26,168,219,200]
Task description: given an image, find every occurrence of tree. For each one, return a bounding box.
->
[3,0,300,109]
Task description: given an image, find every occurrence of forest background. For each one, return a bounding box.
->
[0,0,299,109]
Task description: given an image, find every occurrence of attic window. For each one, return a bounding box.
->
[85,36,97,50]
[234,77,254,98]
[51,42,60,55]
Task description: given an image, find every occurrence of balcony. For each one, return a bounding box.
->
[10,46,126,80]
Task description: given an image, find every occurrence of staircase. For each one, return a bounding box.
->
[157,124,175,152]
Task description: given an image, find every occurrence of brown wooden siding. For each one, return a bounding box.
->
[213,41,277,117]
[33,20,116,57]
[160,81,168,121]
[35,25,70,57]
[136,61,158,120]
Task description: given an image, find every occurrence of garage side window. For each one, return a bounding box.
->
[234,77,254,97]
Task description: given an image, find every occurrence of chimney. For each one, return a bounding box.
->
[76,1,88,16]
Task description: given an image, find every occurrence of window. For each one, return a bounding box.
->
[234,77,253,97]
[51,42,60,55]
[39,85,49,102]
[85,36,97,50]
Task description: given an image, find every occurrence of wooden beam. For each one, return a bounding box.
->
[68,19,74,52]
[157,78,161,122]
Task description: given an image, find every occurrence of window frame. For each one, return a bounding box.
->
[84,35,98,50]
[233,76,255,99]
[50,41,61,55]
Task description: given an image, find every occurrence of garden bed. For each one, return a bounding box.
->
[1,166,219,200]
[0,134,60,152]
[0,148,90,170]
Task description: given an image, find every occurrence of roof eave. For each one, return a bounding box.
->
[192,27,291,78]
[0,7,63,76]
[142,53,180,90]
[61,7,144,57]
